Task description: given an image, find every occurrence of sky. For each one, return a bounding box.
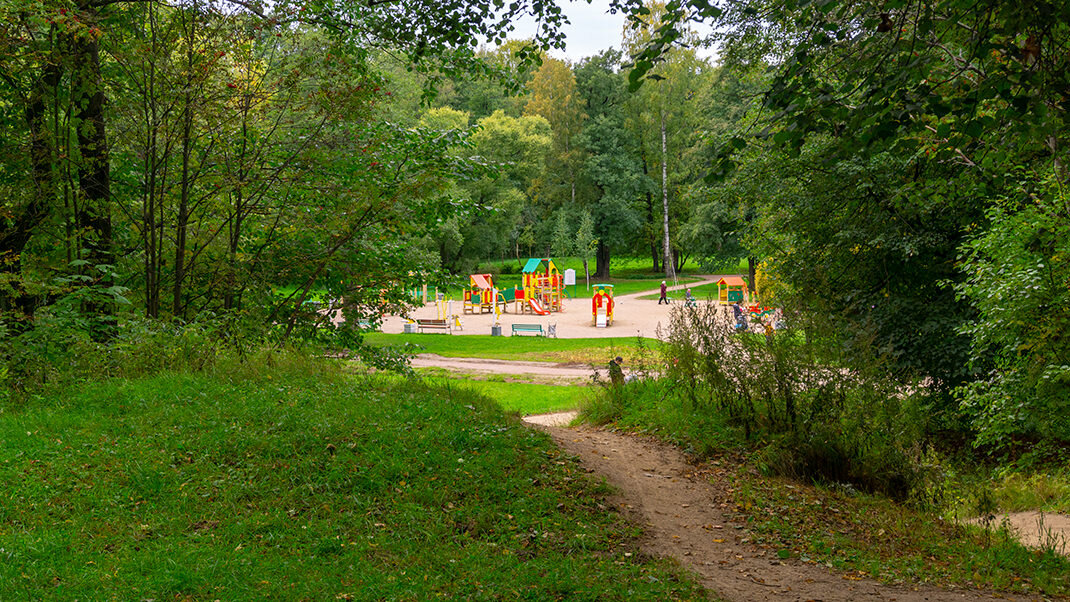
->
[504,0,715,64]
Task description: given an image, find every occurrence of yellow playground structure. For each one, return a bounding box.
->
[518,258,563,315]
[463,273,502,314]
[716,276,750,304]
[591,283,614,327]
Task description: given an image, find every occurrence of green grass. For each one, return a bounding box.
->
[421,375,590,415]
[990,471,1070,514]
[0,362,707,600]
[636,278,762,302]
[727,468,1070,595]
[364,332,656,364]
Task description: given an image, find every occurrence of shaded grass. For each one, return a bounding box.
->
[364,332,655,364]
[726,468,1069,595]
[0,363,706,600]
[990,471,1070,514]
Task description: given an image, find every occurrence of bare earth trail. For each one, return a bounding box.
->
[526,417,1046,602]
[411,354,600,382]
[395,279,1066,598]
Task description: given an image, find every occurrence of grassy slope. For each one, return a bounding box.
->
[0,365,705,600]
[419,374,591,415]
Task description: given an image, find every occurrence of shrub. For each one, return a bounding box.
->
[593,301,937,499]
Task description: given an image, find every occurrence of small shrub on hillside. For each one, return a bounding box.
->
[613,302,939,499]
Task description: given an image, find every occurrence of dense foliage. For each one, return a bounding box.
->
[4,0,1069,461]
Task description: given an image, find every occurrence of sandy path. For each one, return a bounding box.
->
[412,354,600,382]
[970,512,1070,557]
[526,421,1043,602]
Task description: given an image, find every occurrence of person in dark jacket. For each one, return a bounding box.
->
[608,356,624,386]
[658,281,668,304]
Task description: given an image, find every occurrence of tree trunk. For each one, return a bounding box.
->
[173,1,199,318]
[661,109,672,280]
[594,239,611,279]
[747,257,757,300]
[0,60,60,323]
[640,154,658,272]
[142,7,161,318]
[71,22,115,338]
[224,189,243,311]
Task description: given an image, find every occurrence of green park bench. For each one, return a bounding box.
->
[511,323,544,337]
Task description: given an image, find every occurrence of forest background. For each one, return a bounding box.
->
[2,0,1070,476]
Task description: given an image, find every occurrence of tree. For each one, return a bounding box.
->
[575,210,599,289]
[578,113,647,277]
[621,2,709,277]
[423,109,551,271]
[524,58,587,212]
[0,0,586,349]
[955,171,1070,456]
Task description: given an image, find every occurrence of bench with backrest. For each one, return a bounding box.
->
[416,318,451,334]
[511,323,544,337]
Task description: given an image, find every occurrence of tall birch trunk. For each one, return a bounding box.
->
[661,109,672,280]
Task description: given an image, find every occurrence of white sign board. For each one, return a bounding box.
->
[564,268,576,286]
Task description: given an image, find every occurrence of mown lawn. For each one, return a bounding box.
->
[0,363,706,600]
[364,332,657,364]
[415,371,592,415]
[636,280,749,302]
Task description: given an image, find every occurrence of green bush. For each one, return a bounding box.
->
[591,302,937,499]
[955,171,1070,459]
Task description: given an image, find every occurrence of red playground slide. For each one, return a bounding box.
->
[527,298,551,315]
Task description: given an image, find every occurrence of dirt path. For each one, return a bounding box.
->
[970,512,1069,557]
[412,354,599,382]
[527,421,1044,602]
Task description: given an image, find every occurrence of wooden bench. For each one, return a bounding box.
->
[511,323,544,337]
[416,318,451,334]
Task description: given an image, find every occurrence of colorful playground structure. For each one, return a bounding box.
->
[716,276,750,304]
[455,259,567,317]
[462,273,504,314]
[591,283,614,327]
[517,258,564,316]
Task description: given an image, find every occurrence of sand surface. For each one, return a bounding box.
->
[377,275,726,339]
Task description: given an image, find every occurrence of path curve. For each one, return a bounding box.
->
[411,354,600,381]
[527,421,1042,602]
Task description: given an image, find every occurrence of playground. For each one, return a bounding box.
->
[376,275,729,340]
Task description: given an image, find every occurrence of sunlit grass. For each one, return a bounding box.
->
[364,333,656,364]
[0,364,707,600]
[420,374,590,415]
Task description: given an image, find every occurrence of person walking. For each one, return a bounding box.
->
[658,281,668,305]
